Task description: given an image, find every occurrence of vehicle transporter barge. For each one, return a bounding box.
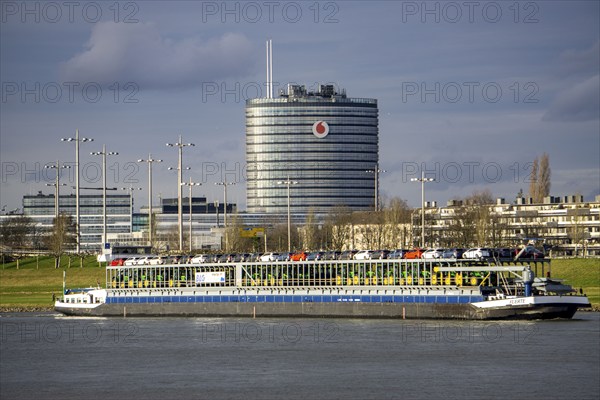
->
[55,258,590,320]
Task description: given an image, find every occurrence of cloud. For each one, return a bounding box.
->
[558,40,600,78]
[543,41,600,122]
[60,22,256,89]
[542,74,600,122]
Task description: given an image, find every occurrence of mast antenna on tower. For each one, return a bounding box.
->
[266,39,273,98]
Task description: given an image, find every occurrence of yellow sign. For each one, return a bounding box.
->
[239,227,265,238]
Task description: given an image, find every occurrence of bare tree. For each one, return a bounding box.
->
[445,190,494,247]
[325,205,353,250]
[163,225,180,253]
[529,157,539,202]
[529,154,551,203]
[489,213,508,248]
[45,214,76,268]
[302,208,320,250]
[0,215,34,269]
[356,210,393,250]
[0,215,33,250]
[567,196,587,257]
[226,214,242,252]
[269,224,289,252]
[468,190,494,245]
[446,206,475,247]
[538,152,551,200]
[383,197,412,248]
[225,214,258,253]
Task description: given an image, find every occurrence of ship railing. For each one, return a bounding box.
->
[104,260,541,290]
[106,264,237,289]
[244,259,494,287]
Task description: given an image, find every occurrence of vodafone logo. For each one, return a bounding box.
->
[312,121,329,138]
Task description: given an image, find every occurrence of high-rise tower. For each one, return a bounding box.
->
[245,83,379,214]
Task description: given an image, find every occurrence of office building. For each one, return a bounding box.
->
[246,84,379,214]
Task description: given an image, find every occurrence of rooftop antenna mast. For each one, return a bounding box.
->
[266,39,273,98]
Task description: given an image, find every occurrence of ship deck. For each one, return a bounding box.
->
[105,258,550,291]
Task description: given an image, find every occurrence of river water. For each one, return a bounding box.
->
[1,312,598,400]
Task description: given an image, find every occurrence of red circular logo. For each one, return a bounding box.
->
[312,121,329,138]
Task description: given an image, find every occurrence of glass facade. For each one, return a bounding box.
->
[246,86,379,214]
[23,193,132,251]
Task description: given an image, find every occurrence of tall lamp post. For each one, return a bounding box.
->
[214,200,220,227]
[366,163,386,212]
[277,176,298,252]
[215,180,236,250]
[181,178,201,252]
[167,165,191,250]
[121,187,142,233]
[166,135,195,252]
[91,145,118,248]
[215,181,236,228]
[137,154,162,247]
[61,130,94,252]
[411,171,435,249]
[45,161,70,219]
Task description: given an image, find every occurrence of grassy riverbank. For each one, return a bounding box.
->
[550,258,599,307]
[0,256,104,310]
[1,256,598,310]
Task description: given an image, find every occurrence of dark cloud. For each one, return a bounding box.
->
[542,74,600,122]
[59,22,256,89]
[2,3,599,210]
[543,41,600,122]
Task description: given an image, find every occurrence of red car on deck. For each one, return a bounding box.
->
[290,251,308,261]
[109,258,127,266]
[403,249,423,259]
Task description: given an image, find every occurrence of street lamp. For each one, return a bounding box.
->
[411,171,435,249]
[215,180,236,251]
[166,135,195,252]
[121,187,142,233]
[61,130,94,252]
[214,200,220,227]
[168,165,191,250]
[215,180,236,228]
[91,145,118,248]
[181,178,201,252]
[366,163,386,212]
[45,161,70,219]
[277,176,298,252]
[137,154,162,247]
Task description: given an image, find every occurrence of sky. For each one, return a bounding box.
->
[1,0,599,213]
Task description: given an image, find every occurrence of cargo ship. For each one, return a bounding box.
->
[54,258,590,320]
